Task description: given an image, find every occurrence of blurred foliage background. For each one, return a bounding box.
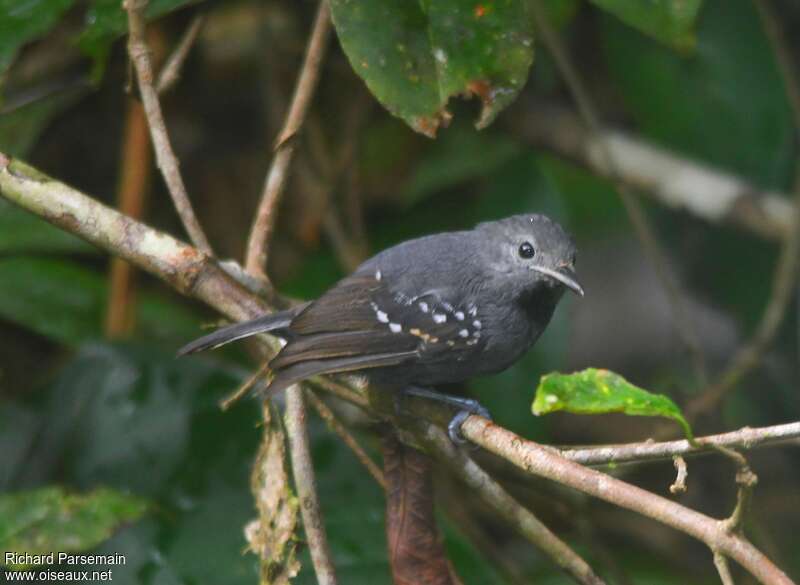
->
[0,0,799,583]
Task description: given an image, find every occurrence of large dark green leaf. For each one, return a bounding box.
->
[0,486,147,569]
[589,0,703,50]
[330,0,534,137]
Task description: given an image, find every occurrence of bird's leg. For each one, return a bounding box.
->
[401,386,491,445]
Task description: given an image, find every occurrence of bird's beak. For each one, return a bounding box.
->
[530,265,585,296]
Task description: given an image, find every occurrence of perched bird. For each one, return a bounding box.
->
[179,214,583,441]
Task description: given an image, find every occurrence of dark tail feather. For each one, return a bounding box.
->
[178,307,303,356]
[262,350,418,397]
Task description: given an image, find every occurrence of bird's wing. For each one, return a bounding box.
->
[265,271,484,394]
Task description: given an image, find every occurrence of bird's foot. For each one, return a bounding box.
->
[401,386,492,446]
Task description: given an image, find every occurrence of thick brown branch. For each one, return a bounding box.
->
[460,416,793,585]
[244,1,331,278]
[124,0,212,253]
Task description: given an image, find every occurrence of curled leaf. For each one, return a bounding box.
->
[533,368,694,441]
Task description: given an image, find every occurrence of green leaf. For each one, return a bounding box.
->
[0,0,76,73]
[532,368,694,440]
[0,486,147,569]
[589,0,703,50]
[330,0,534,137]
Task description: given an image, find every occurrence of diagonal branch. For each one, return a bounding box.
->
[459,416,793,585]
[123,0,213,253]
[244,0,332,279]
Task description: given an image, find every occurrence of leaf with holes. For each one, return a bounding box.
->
[0,486,147,569]
[330,0,534,137]
[532,368,694,440]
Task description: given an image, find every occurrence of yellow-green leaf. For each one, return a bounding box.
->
[532,368,693,440]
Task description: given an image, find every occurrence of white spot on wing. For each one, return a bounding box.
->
[389,322,402,333]
[459,329,469,338]
[375,270,382,281]
[376,310,389,323]
[433,313,446,324]
[419,302,429,313]
[455,311,464,321]
[468,306,477,317]
[473,320,481,329]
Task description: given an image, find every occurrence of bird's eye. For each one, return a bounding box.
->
[518,242,536,259]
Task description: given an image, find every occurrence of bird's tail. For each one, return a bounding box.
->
[177,307,303,356]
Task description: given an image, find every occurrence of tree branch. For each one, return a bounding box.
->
[285,386,338,585]
[123,0,213,253]
[513,101,795,242]
[244,0,332,278]
[155,13,205,95]
[557,422,800,466]
[459,416,793,585]
[417,422,607,585]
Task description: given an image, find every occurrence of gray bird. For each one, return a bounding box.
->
[179,214,583,440]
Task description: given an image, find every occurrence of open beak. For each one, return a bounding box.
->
[530,265,585,297]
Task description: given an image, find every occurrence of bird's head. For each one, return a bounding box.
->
[475,214,583,298]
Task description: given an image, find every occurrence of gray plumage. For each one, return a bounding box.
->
[179,214,582,397]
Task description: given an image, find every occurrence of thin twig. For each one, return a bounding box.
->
[123,0,212,253]
[155,14,205,94]
[1,155,793,585]
[557,422,800,466]
[529,0,707,383]
[304,388,386,489]
[220,361,271,411]
[687,0,800,418]
[285,385,338,585]
[715,552,737,585]
[417,422,607,585]
[245,1,332,278]
[459,416,792,585]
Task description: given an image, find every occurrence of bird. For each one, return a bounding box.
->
[179,214,583,441]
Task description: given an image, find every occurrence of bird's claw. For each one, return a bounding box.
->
[447,400,492,446]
